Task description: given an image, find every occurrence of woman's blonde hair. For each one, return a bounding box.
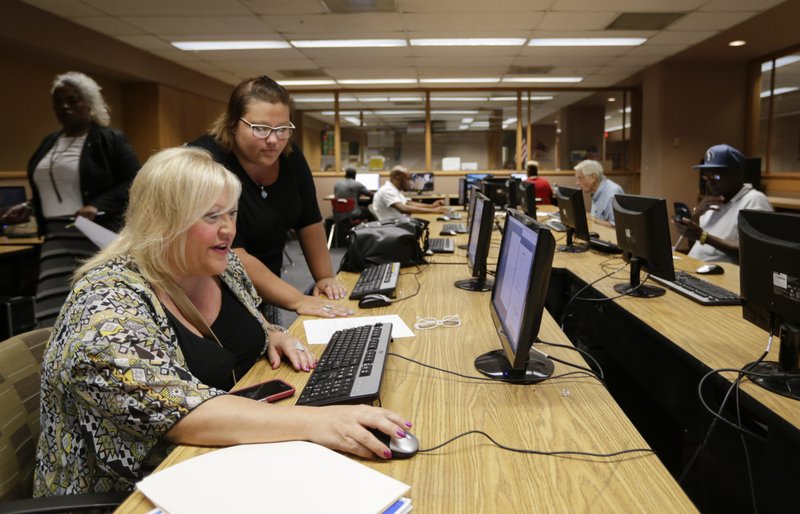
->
[75,147,242,289]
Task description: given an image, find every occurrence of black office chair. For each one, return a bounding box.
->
[0,328,127,513]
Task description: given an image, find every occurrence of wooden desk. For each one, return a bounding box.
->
[115,229,694,513]
[0,235,43,245]
[766,195,800,211]
[0,244,32,255]
[323,193,457,202]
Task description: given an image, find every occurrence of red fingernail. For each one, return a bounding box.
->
[383,450,392,458]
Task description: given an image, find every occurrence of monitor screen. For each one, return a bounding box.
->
[612,194,675,298]
[355,173,380,191]
[409,172,434,192]
[455,191,495,292]
[465,173,491,184]
[474,209,556,383]
[554,186,590,253]
[511,173,527,180]
[0,186,26,216]
[738,209,800,397]
[518,181,536,218]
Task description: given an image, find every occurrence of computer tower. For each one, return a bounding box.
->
[0,295,36,339]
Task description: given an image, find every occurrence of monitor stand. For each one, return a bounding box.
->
[746,324,800,401]
[454,278,493,292]
[474,349,554,384]
[613,257,666,298]
[556,230,589,253]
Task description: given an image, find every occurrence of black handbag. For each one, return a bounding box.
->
[339,216,429,272]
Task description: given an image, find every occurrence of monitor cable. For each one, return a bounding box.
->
[558,261,629,329]
[536,338,605,381]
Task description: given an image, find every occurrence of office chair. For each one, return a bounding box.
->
[0,328,127,513]
[328,198,367,249]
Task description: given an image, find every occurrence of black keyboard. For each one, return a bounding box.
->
[296,323,392,406]
[443,223,468,233]
[589,237,622,254]
[349,262,400,299]
[429,237,455,253]
[651,271,741,306]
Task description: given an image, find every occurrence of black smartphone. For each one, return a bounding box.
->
[230,379,295,403]
[673,202,691,222]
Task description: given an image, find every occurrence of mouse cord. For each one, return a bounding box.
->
[417,430,654,459]
[387,352,605,386]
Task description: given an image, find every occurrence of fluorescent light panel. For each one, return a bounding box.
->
[528,38,645,46]
[410,38,525,46]
[291,39,406,48]
[502,77,583,83]
[421,78,499,84]
[337,79,418,84]
[172,40,291,50]
[278,79,336,86]
[344,116,362,125]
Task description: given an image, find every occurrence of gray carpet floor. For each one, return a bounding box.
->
[277,238,346,327]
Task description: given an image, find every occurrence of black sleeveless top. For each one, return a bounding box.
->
[165,282,265,391]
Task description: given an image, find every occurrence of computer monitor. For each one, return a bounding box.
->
[518,181,537,218]
[611,194,676,298]
[480,177,510,208]
[554,186,590,253]
[738,209,800,400]
[0,186,26,216]
[474,209,556,383]
[458,177,469,207]
[455,191,494,292]
[505,178,521,209]
[355,172,380,191]
[511,173,527,181]
[466,173,491,183]
[409,172,434,192]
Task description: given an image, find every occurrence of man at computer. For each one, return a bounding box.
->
[525,160,553,205]
[574,159,624,226]
[372,165,450,221]
[334,167,373,218]
[673,144,773,263]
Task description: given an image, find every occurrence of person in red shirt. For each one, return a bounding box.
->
[525,160,553,205]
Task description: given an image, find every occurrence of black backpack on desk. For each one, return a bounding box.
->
[339,216,428,272]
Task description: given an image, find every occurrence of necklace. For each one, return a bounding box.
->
[48,135,80,203]
[246,173,268,199]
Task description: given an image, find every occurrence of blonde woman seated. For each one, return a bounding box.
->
[34,147,411,496]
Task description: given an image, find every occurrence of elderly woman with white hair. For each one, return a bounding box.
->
[34,147,410,496]
[573,159,624,225]
[1,71,140,326]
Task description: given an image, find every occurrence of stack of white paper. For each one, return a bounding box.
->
[137,441,410,514]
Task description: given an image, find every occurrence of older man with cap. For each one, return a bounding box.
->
[673,144,773,263]
[372,165,450,221]
[574,159,624,225]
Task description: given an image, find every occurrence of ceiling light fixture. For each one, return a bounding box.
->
[410,38,526,46]
[290,39,407,48]
[420,78,500,84]
[344,116,362,125]
[171,41,291,51]
[728,40,746,47]
[337,79,418,85]
[528,38,646,46]
[278,79,337,86]
[501,77,583,83]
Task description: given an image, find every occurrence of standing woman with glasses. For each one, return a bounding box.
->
[190,76,350,323]
[0,71,140,326]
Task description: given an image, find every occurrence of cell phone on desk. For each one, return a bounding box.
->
[230,379,295,403]
[673,202,691,222]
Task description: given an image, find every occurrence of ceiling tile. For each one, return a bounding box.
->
[402,12,546,32]
[241,0,329,15]
[121,16,275,35]
[262,13,405,33]
[608,54,666,67]
[21,0,104,16]
[323,68,418,79]
[294,47,413,60]
[216,59,319,73]
[190,48,308,62]
[68,16,146,36]
[519,46,635,58]
[396,0,551,13]
[550,0,707,12]
[700,0,784,12]
[115,35,173,50]
[513,55,614,67]
[148,48,207,63]
[79,0,251,16]
[316,57,416,68]
[667,11,755,31]
[625,44,689,57]
[415,66,511,77]
[646,30,716,45]
[413,56,515,68]
[409,47,524,58]
[536,11,621,31]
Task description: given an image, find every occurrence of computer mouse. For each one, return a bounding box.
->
[436,215,450,221]
[588,231,600,238]
[440,229,456,236]
[696,264,724,275]
[369,429,420,459]
[358,293,393,309]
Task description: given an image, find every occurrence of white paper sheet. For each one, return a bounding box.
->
[74,215,117,249]
[137,441,410,514]
[303,315,414,344]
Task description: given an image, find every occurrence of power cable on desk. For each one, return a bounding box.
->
[387,352,605,386]
[558,261,630,329]
[536,338,605,381]
[417,430,654,459]
[392,265,424,303]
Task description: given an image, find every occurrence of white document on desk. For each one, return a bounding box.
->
[303,315,414,344]
[137,441,410,514]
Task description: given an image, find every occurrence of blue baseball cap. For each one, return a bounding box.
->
[692,144,745,171]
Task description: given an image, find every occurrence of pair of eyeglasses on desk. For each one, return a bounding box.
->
[414,314,461,330]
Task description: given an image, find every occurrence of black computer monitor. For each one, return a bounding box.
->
[409,172,434,192]
[0,186,26,216]
[554,186,590,253]
[458,177,469,207]
[518,181,537,218]
[480,177,510,208]
[455,191,494,292]
[612,194,676,298]
[474,209,556,383]
[738,209,800,400]
[505,178,521,208]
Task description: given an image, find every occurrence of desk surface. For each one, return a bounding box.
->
[0,235,42,245]
[115,216,694,513]
[0,244,33,255]
[324,192,457,201]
